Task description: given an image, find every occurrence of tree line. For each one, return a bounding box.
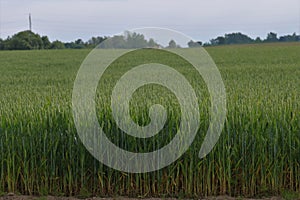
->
[0,30,161,50]
[0,30,299,50]
[0,30,107,50]
[204,32,300,46]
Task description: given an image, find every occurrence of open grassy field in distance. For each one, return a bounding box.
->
[0,43,299,198]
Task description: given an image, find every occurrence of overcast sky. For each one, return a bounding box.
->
[0,0,299,43]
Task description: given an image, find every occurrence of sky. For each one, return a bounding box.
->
[0,0,300,43]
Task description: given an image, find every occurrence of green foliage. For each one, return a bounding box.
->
[255,37,262,43]
[210,33,254,45]
[188,40,202,47]
[282,190,300,200]
[1,30,299,50]
[98,31,159,49]
[210,36,226,45]
[87,36,107,48]
[0,39,4,50]
[41,36,51,49]
[225,33,254,44]
[279,33,299,42]
[50,40,65,49]
[4,31,44,50]
[148,38,157,48]
[207,32,300,46]
[0,31,107,50]
[167,39,177,48]
[265,32,278,42]
[64,39,86,49]
[0,44,299,198]
[0,31,63,50]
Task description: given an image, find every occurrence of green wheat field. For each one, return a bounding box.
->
[0,43,299,198]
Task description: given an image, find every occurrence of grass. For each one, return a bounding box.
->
[0,43,299,198]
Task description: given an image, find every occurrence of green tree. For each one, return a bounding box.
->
[126,32,148,48]
[50,40,65,49]
[6,30,43,50]
[265,32,278,42]
[279,33,298,42]
[41,36,51,49]
[72,39,85,49]
[88,36,106,47]
[168,40,177,48]
[98,32,157,49]
[188,40,202,47]
[255,37,262,43]
[209,33,254,46]
[210,36,225,45]
[0,39,4,50]
[224,33,253,44]
[148,38,157,48]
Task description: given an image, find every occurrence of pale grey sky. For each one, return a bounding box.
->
[0,0,299,43]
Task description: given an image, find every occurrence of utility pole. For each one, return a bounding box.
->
[29,13,32,31]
